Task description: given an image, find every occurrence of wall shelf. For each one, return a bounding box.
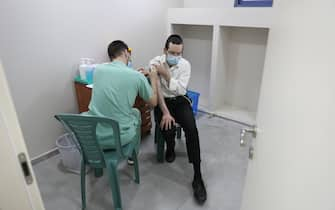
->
[171,24,213,108]
[168,9,271,125]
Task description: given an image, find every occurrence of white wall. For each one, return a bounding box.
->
[184,0,235,8]
[0,0,182,158]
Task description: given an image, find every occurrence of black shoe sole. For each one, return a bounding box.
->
[192,180,207,204]
[165,151,176,163]
[194,193,207,205]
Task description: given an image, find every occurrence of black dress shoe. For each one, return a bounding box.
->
[165,149,176,162]
[192,179,207,204]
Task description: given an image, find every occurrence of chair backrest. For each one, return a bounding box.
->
[55,114,124,168]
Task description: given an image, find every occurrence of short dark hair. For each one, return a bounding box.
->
[107,40,129,60]
[165,34,183,50]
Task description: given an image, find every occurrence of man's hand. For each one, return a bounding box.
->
[153,62,171,83]
[137,67,150,76]
[153,62,167,75]
[160,113,176,130]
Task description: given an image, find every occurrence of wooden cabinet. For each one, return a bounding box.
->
[74,81,152,137]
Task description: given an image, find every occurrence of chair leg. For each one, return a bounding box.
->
[107,161,122,210]
[156,128,165,163]
[94,168,103,177]
[132,150,140,184]
[154,123,159,144]
[80,160,86,210]
[176,126,182,139]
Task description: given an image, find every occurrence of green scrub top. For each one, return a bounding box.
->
[87,61,152,148]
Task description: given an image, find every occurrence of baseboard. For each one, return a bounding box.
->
[198,108,253,127]
[31,147,59,165]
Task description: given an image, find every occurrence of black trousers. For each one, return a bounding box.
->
[154,95,201,164]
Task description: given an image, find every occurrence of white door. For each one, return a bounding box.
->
[0,62,45,210]
[241,1,335,210]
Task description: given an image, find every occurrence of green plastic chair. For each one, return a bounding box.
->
[154,114,182,163]
[55,113,140,210]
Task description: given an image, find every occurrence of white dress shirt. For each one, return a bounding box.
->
[149,54,191,98]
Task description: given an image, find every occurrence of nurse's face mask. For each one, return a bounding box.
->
[165,43,183,66]
[125,49,132,68]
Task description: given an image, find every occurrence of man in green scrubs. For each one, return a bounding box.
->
[87,40,158,162]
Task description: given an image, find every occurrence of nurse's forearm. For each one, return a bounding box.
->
[157,80,170,115]
[148,72,158,107]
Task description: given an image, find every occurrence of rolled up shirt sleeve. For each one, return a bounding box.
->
[149,55,191,97]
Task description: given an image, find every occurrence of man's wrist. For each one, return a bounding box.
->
[162,110,171,115]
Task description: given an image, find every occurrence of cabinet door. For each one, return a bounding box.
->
[135,97,152,136]
[74,82,92,113]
